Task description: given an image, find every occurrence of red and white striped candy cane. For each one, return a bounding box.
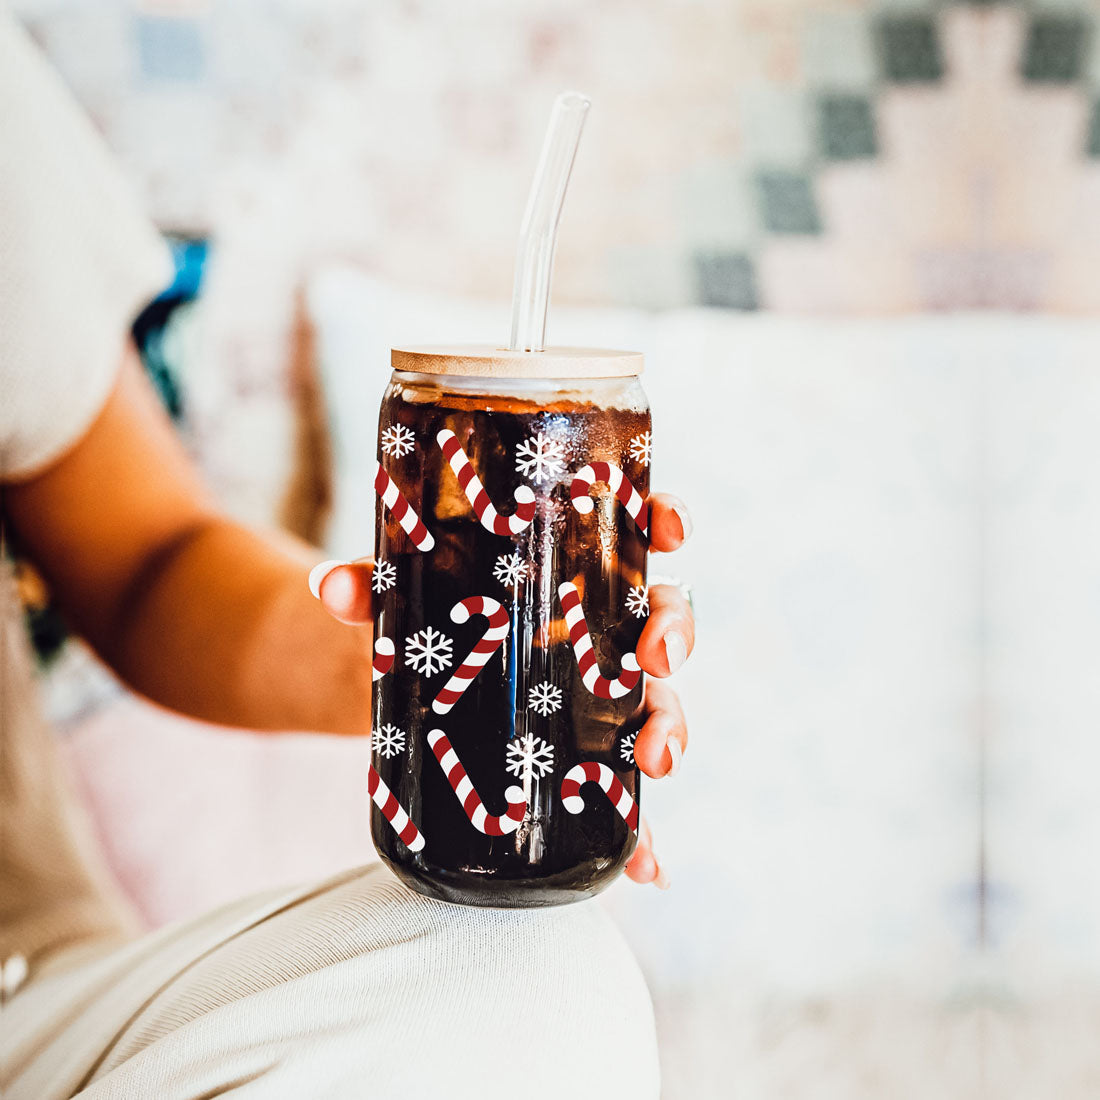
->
[560,762,639,835]
[570,461,649,537]
[557,582,642,699]
[374,465,435,552]
[367,764,425,851]
[372,636,395,681]
[436,429,536,536]
[427,729,526,836]
[432,595,511,715]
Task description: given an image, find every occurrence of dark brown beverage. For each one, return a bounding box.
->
[371,348,651,907]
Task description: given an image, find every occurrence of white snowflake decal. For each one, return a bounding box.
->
[372,559,397,594]
[505,734,556,780]
[515,431,567,484]
[381,424,416,459]
[619,730,638,764]
[625,585,649,618]
[528,680,563,717]
[493,552,529,588]
[374,722,407,759]
[628,431,652,468]
[404,626,454,677]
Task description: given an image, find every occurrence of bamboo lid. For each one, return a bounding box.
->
[391,344,644,379]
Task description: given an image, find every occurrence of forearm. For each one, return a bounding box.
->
[4,351,371,735]
[101,517,373,736]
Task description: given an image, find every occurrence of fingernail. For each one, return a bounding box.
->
[1,953,29,997]
[653,860,671,890]
[665,735,682,777]
[670,497,693,541]
[308,560,347,599]
[664,630,687,674]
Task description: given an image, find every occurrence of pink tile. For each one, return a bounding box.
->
[913,249,1050,311]
[1044,248,1100,313]
[983,90,1090,246]
[940,5,1025,92]
[817,162,904,244]
[759,238,916,314]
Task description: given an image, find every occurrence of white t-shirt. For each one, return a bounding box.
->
[0,15,171,481]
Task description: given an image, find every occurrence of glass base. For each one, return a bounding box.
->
[380,853,626,909]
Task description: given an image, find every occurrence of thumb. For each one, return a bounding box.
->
[309,559,375,624]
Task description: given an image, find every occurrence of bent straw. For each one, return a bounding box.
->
[509,91,591,353]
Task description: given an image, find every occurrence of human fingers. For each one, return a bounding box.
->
[636,584,695,677]
[632,677,688,779]
[624,817,670,889]
[309,559,374,625]
[648,493,693,554]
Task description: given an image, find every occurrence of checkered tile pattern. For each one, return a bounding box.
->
[16,1,1100,312]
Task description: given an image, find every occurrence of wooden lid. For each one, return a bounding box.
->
[391,344,644,379]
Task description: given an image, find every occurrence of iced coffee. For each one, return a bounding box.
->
[369,346,651,906]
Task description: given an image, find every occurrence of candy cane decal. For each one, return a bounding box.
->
[557,582,642,699]
[569,462,649,538]
[374,465,435,552]
[427,729,527,836]
[367,764,425,851]
[436,429,536,536]
[372,636,395,681]
[432,596,511,715]
[560,762,639,835]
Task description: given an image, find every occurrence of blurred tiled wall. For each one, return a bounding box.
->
[15,0,1100,313]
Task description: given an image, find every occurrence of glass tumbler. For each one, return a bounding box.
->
[370,345,651,907]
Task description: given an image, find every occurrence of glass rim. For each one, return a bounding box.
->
[391,344,644,380]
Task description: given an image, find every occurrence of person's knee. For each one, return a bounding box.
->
[79,867,661,1099]
[358,882,660,1098]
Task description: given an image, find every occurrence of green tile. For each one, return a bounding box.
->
[1087,8,1100,84]
[756,171,822,235]
[1021,15,1089,83]
[136,14,206,82]
[609,246,695,309]
[817,93,878,160]
[876,15,944,83]
[1086,98,1100,157]
[693,252,759,310]
[680,160,759,248]
[1027,0,1096,11]
[739,85,813,167]
[803,12,877,91]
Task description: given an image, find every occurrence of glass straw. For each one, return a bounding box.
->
[509,91,591,353]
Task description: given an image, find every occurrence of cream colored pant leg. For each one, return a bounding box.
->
[2,864,659,1099]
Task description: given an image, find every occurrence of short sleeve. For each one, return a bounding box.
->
[0,16,172,480]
